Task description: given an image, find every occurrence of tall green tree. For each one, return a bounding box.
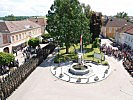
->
[46,0,90,54]
[115,12,129,20]
[4,14,16,21]
[90,11,102,41]
[82,4,92,45]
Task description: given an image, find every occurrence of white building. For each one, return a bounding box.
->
[115,26,133,50]
[0,20,42,53]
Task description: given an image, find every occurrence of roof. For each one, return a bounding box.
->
[0,20,41,33]
[104,18,132,27]
[117,25,133,35]
[28,17,46,26]
[125,27,133,35]
[0,22,10,33]
[117,25,133,33]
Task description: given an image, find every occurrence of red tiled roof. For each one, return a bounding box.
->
[117,25,133,33]
[28,18,46,26]
[125,27,133,35]
[117,25,133,35]
[104,18,132,27]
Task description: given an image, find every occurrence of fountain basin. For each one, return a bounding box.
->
[69,63,90,75]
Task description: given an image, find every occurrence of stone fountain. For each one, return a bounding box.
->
[69,53,91,75]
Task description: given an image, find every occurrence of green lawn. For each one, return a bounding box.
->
[54,44,108,65]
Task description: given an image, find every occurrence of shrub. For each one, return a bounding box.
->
[102,61,109,66]
[41,33,51,39]
[92,40,98,48]
[0,52,15,65]
[28,38,40,48]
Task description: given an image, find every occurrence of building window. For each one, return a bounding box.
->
[16,35,18,41]
[129,37,130,41]
[29,32,31,37]
[115,28,117,31]
[19,34,21,40]
[12,36,15,42]
[25,33,27,38]
[22,33,24,38]
[109,27,112,33]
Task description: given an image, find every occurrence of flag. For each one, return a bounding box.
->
[80,35,82,46]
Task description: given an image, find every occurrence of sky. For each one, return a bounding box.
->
[0,0,133,17]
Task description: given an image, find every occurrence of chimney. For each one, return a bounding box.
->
[35,16,38,22]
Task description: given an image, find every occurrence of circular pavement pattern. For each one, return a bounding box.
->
[50,62,111,84]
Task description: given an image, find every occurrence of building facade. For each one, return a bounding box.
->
[0,20,42,53]
[28,17,47,33]
[115,26,133,50]
[101,17,132,38]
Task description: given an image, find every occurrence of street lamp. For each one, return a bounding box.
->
[58,37,63,78]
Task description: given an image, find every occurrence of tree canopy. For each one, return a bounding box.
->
[41,33,51,40]
[28,38,40,48]
[4,14,16,21]
[115,12,129,20]
[0,52,15,65]
[90,11,102,41]
[46,0,90,53]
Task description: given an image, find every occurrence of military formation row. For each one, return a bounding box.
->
[0,44,56,100]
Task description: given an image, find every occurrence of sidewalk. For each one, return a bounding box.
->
[101,39,118,50]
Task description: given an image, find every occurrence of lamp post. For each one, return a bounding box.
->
[58,37,63,78]
[80,6,84,64]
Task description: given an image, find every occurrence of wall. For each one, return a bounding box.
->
[101,26,120,38]
[0,33,3,45]
[0,27,42,53]
[10,27,42,46]
[123,33,133,50]
[3,34,9,44]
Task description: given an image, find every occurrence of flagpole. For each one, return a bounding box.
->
[80,34,83,64]
[80,35,82,54]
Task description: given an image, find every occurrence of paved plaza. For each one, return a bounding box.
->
[8,51,133,100]
[50,61,111,84]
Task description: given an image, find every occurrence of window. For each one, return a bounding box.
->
[16,35,18,41]
[129,37,130,41]
[22,33,24,38]
[19,34,21,40]
[106,27,109,33]
[29,32,31,37]
[109,27,112,33]
[12,36,15,42]
[125,35,127,39]
[25,33,27,38]
[115,28,117,31]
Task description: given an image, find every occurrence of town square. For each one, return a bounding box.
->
[0,0,133,100]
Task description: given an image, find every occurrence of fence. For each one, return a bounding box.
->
[0,44,56,100]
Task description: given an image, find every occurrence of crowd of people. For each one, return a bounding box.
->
[100,43,133,77]
[0,45,43,76]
